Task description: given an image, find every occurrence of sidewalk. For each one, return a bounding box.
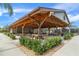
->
[53,35,79,56]
[0,33,26,56]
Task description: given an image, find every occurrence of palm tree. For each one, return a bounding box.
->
[0,3,13,16]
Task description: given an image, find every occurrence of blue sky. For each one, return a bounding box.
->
[0,3,79,27]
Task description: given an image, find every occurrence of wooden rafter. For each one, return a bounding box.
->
[28,16,40,26]
[38,12,50,28]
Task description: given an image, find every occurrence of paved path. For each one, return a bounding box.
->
[0,33,26,56]
[53,35,79,56]
[1,33,79,56]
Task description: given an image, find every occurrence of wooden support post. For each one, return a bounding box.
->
[48,28,50,35]
[38,27,41,38]
[22,26,24,36]
[60,28,62,36]
[29,12,51,39]
[10,28,13,33]
[68,26,71,33]
[60,27,64,43]
[37,12,51,39]
[16,27,17,34]
[22,24,26,36]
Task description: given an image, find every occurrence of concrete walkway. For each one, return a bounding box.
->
[0,33,26,56]
[53,35,79,56]
[1,33,79,56]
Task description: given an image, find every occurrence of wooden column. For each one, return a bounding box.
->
[48,28,50,35]
[37,12,51,39]
[60,27,64,43]
[59,27,63,36]
[22,26,24,35]
[22,24,25,36]
[68,25,71,33]
[38,27,41,38]
[10,28,13,33]
[15,27,18,34]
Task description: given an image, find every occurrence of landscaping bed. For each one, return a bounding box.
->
[19,36,62,55]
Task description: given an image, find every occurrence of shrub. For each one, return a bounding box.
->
[24,37,32,49]
[31,40,43,54]
[70,33,74,37]
[45,36,61,49]
[9,33,16,39]
[64,33,72,40]
[4,32,16,39]
[19,36,25,45]
[19,36,62,55]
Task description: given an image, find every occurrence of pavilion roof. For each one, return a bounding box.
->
[10,7,70,29]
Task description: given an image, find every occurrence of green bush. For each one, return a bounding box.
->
[4,32,16,39]
[19,36,62,55]
[64,33,73,40]
[9,33,16,39]
[19,36,25,45]
[24,37,32,49]
[70,33,74,37]
[45,36,61,49]
[31,40,44,54]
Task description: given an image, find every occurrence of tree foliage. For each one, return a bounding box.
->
[0,3,13,16]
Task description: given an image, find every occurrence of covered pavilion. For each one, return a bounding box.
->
[9,7,70,39]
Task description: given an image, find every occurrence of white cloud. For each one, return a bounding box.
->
[0,8,32,16]
[53,3,79,13]
[0,9,3,16]
[68,14,79,22]
[0,12,2,16]
[0,8,32,13]
[0,24,3,28]
[13,8,32,13]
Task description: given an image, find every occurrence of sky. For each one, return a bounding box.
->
[0,3,79,28]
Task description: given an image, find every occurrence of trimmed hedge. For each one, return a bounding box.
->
[19,36,62,55]
[4,32,16,39]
